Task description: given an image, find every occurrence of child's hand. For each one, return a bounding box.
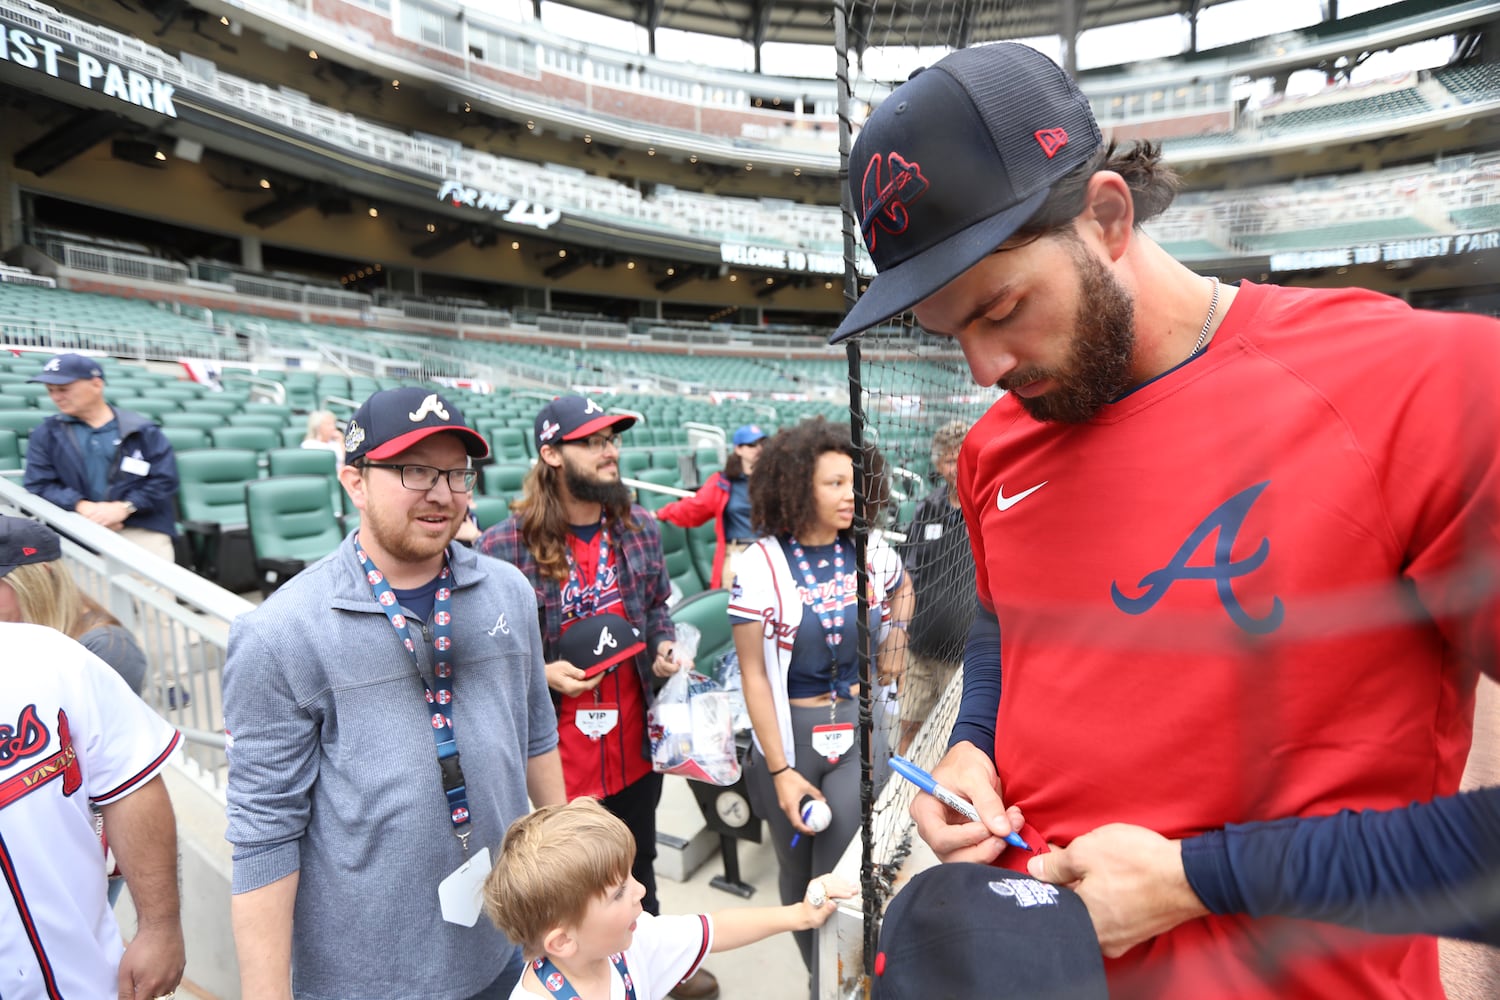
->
[798,875,858,928]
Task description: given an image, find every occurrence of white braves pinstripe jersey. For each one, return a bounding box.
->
[0,622,179,999]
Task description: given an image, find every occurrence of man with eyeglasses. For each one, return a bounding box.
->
[223,387,565,1000]
[477,394,720,1000]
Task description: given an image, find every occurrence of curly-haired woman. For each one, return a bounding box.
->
[727,417,911,983]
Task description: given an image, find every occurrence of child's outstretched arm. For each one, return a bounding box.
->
[709,875,859,952]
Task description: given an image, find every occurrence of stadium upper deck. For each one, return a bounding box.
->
[0,0,1496,324]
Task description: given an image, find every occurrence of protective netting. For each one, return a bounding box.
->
[834,0,1020,989]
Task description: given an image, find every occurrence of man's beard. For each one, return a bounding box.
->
[565,462,632,508]
[1003,244,1137,424]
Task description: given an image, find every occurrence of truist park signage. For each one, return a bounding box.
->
[1270,229,1498,273]
[720,243,876,277]
[437,180,560,231]
[0,18,177,118]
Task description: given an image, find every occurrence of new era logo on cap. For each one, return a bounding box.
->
[0,516,62,579]
[832,44,1103,344]
[1035,128,1070,158]
[343,387,489,465]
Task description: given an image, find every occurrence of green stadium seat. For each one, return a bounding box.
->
[175,449,259,590]
[0,410,46,456]
[482,461,530,499]
[211,426,280,455]
[669,588,733,681]
[180,399,241,418]
[471,496,511,531]
[246,475,344,597]
[0,429,20,472]
[159,412,225,432]
[658,520,704,603]
[159,426,210,453]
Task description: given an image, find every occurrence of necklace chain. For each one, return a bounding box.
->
[1189,277,1221,357]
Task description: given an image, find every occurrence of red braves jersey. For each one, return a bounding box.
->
[958,282,1500,1000]
[557,532,652,800]
[0,623,179,999]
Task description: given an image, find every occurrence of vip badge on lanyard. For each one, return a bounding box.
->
[355,538,474,849]
[533,954,637,1000]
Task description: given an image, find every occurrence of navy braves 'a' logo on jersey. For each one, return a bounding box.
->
[860,152,929,251]
[1110,481,1284,635]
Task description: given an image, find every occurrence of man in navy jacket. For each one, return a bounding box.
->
[24,354,178,565]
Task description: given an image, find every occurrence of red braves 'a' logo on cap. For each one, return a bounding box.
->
[860,152,930,251]
[1034,128,1069,158]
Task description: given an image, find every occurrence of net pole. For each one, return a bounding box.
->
[833,0,881,985]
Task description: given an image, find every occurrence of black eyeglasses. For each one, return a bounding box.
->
[363,462,478,493]
[563,434,622,453]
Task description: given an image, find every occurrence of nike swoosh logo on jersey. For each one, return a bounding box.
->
[996,482,1047,511]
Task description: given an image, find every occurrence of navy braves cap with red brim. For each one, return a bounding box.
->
[343,387,489,464]
[831,43,1102,344]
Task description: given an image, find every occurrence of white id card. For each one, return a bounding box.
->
[438,845,491,927]
[120,456,151,477]
[576,705,619,740]
[810,723,855,762]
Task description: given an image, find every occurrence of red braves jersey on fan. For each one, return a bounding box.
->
[958,281,1500,1000]
[557,531,652,799]
[0,622,180,1000]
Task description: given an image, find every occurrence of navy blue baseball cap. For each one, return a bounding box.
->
[558,612,646,679]
[831,43,1103,344]
[29,353,104,384]
[534,395,636,452]
[731,425,767,447]
[0,516,62,578]
[873,863,1107,1000]
[343,387,489,464]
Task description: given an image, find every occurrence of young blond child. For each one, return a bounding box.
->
[485,798,855,1000]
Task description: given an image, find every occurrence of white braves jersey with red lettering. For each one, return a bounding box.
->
[0,622,180,1000]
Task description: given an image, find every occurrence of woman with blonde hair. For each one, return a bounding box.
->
[0,516,147,693]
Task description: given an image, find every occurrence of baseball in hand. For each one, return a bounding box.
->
[800,798,832,833]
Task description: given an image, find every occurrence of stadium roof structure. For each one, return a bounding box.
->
[548,0,1243,62]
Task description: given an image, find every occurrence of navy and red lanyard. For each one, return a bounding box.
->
[355,538,475,851]
[788,535,853,706]
[532,954,636,1000]
[566,520,614,621]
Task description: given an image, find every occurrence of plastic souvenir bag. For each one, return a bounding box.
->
[648,632,741,785]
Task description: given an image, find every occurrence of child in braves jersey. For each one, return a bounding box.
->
[485,798,853,1000]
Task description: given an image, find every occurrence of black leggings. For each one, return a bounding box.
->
[744,699,862,973]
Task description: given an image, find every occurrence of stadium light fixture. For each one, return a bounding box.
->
[110,138,167,170]
[511,241,521,250]
[368,206,379,218]
[729,274,737,282]
[626,261,636,269]
[584,135,593,144]
[426,223,437,233]
[647,148,656,156]
[745,163,754,171]
[688,155,698,164]
[259,178,271,189]
[309,50,318,59]
[392,80,400,90]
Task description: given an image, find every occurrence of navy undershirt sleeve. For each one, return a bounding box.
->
[1181,785,1500,945]
[948,603,1000,758]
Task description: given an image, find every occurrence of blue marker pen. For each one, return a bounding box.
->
[889,755,1032,851]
